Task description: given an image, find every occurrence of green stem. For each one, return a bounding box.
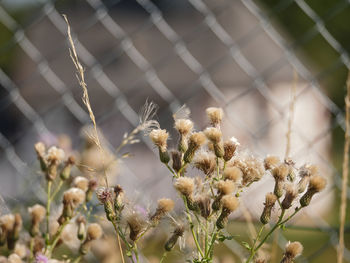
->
[165,163,177,178]
[47,219,70,256]
[216,157,220,179]
[206,228,217,259]
[50,180,64,202]
[45,180,52,244]
[72,255,82,263]
[29,238,34,263]
[183,196,204,258]
[160,251,168,263]
[205,220,209,256]
[178,163,187,176]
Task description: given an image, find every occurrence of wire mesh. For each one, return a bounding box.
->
[0,0,349,262]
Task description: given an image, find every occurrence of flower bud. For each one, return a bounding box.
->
[76,216,86,241]
[60,156,75,180]
[171,151,182,172]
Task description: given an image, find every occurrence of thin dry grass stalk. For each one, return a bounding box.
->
[63,15,125,263]
[337,70,350,263]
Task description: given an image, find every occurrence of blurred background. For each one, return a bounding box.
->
[0,0,349,262]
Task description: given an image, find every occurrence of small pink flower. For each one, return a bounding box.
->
[35,253,48,263]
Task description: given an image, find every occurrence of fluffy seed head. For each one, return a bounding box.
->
[216,180,235,195]
[28,204,46,223]
[73,176,89,192]
[46,146,65,163]
[174,119,193,136]
[206,107,223,126]
[63,188,86,207]
[308,175,326,192]
[272,163,289,181]
[299,163,318,178]
[0,214,15,231]
[285,241,303,259]
[7,254,21,263]
[265,193,277,207]
[221,195,239,212]
[223,137,239,161]
[281,183,298,209]
[34,142,46,157]
[157,198,175,213]
[204,127,222,143]
[223,167,242,182]
[189,132,206,148]
[87,223,103,240]
[233,155,265,185]
[193,151,216,176]
[174,177,195,196]
[14,243,26,258]
[264,155,280,170]
[149,129,169,152]
[126,212,146,241]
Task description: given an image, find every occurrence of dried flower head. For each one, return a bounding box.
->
[193,151,216,176]
[34,142,46,158]
[223,166,242,182]
[281,183,298,210]
[165,224,185,251]
[126,212,146,241]
[87,223,103,240]
[260,192,277,224]
[233,155,265,185]
[174,177,195,197]
[73,176,89,192]
[204,127,222,143]
[216,180,235,195]
[184,132,206,163]
[96,187,114,204]
[308,175,326,192]
[63,188,86,207]
[300,175,326,207]
[264,155,280,170]
[149,129,169,152]
[175,119,193,136]
[281,241,303,262]
[299,163,318,178]
[14,243,26,259]
[46,146,65,163]
[272,163,289,181]
[7,254,21,263]
[223,137,239,161]
[221,195,239,213]
[0,214,15,232]
[150,198,175,223]
[196,195,211,219]
[206,107,223,127]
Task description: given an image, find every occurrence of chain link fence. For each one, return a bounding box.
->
[0,0,349,262]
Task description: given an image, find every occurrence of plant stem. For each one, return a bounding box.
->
[72,255,82,263]
[160,251,168,263]
[183,196,204,258]
[47,219,70,256]
[50,180,64,202]
[45,180,52,244]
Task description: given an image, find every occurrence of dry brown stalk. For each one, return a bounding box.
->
[337,70,350,263]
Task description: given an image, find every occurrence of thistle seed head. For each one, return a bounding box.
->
[174,119,193,136]
[223,166,242,182]
[308,175,326,192]
[73,176,89,192]
[216,180,235,195]
[149,129,169,152]
[87,223,103,240]
[284,241,303,259]
[193,151,216,176]
[206,107,223,127]
[204,127,222,144]
[28,205,46,224]
[174,177,195,197]
[223,137,239,161]
[264,155,280,170]
[221,195,239,213]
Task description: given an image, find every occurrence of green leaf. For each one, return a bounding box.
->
[241,241,252,251]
